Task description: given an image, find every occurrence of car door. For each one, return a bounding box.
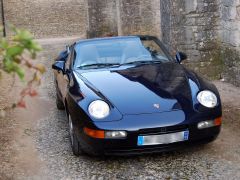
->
[56,46,73,100]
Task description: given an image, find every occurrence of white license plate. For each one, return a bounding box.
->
[137,130,189,146]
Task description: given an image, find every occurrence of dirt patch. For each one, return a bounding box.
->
[0,96,52,179]
[0,37,79,179]
[213,80,240,108]
[205,105,240,163]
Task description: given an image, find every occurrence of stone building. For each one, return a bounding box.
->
[0,0,239,85]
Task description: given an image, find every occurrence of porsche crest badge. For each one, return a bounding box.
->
[153,103,160,109]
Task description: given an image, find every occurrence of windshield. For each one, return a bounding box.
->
[74,37,171,69]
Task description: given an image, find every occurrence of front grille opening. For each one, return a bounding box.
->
[138,124,188,135]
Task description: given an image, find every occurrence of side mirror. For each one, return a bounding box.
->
[52,61,65,73]
[57,50,69,62]
[176,52,187,63]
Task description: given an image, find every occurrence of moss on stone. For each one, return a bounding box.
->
[184,40,240,86]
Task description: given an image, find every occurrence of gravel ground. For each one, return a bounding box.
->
[35,110,240,180]
[1,37,240,180]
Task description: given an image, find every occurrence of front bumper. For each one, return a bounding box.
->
[76,123,221,156]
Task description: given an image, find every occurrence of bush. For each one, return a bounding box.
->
[0,26,45,114]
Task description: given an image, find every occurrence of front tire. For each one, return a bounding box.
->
[56,92,65,110]
[68,114,83,156]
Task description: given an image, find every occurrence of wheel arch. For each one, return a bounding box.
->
[64,98,69,115]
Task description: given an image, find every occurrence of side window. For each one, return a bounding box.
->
[141,40,162,54]
[71,50,77,67]
[141,40,169,60]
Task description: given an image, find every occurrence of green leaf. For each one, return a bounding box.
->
[31,42,42,51]
[1,26,43,83]
[14,29,33,42]
[6,46,24,57]
[15,65,25,80]
[3,58,14,72]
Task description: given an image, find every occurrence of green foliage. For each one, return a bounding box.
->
[0,27,42,80]
[0,26,45,111]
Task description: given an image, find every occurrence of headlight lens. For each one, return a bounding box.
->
[88,100,110,119]
[197,90,217,108]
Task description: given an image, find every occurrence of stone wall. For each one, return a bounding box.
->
[118,0,161,37]
[219,0,240,47]
[3,0,88,38]
[1,0,239,85]
[161,0,220,59]
[218,0,240,85]
[87,0,118,37]
[87,0,161,38]
[160,0,240,86]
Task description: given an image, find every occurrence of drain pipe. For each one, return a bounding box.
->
[1,0,6,37]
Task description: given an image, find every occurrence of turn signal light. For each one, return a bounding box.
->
[84,127,128,139]
[83,127,105,139]
[214,117,222,126]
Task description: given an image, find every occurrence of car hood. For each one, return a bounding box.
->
[76,62,194,115]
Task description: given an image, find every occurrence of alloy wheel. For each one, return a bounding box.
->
[68,115,74,146]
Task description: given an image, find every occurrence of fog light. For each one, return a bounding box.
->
[198,120,215,129]
[197,117,222,129]
[105,131,127,138]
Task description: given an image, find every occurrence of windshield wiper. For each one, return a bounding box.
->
[121,60,162,65]
[77,63,120,69]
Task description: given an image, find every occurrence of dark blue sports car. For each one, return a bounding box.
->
[52,35,222,156]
